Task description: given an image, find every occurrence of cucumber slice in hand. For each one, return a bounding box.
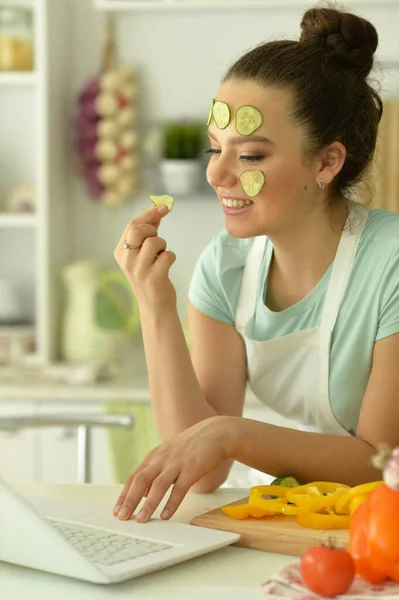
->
[212,100,231,130]
[239,170,265,198]
[207,99,215,126]
[235,105,262,136]
[149,194,175,212]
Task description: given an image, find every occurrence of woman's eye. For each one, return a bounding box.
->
[239,155,265,163]
[205,148,220,156]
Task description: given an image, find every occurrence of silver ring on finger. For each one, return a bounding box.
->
[123,242,141,250]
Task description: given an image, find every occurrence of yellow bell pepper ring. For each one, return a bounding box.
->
[349,493,369,516]
[296,511,351,530]
[249,485,292,499]
[221,502,279,520]
[285,482,349,511]
[302,482,350,494]
[250,489,312,515]
[335,481,383,515]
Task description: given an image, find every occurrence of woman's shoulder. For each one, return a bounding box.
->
[363,207,399,246]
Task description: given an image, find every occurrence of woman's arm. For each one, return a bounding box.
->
[112,325,399,523]
[225,332,399,486]
[141,302,247,492]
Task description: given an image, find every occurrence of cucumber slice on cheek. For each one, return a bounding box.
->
[239,170,265,199]
[149,194,175,212]
[235,105,262,136]
[212,100,231,130]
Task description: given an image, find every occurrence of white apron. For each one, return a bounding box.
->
[235,205,369,436]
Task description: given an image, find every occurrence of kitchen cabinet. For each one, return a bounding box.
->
[36,402,116,484]
[0,401,39,483]
[0,0,70,365]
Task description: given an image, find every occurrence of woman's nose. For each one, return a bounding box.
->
[207,156,237,190]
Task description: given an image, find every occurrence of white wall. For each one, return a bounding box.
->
[65,0,399,318]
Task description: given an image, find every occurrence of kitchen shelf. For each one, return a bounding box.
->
[0,72,37,86]
[94,0,398,11]
[95,0,312,11]
[0,1,35,8]
[0,213,37,228]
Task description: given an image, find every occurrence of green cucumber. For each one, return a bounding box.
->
[235,105,262,136]
[212,100,231,130]
[207,98,215,126]
[149,194,175,212]
[271,476,300,488]
[270,475,300,500]
[239,170,265,198]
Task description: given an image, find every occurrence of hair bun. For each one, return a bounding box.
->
[300,7,378,77]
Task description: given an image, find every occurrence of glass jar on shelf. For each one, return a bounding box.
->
[0,8,34,71]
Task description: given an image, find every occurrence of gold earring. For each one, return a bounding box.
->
[318,179,326,190]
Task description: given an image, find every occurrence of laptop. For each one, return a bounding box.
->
[0,477,240,584]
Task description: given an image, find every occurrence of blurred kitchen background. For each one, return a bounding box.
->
[0,0,398,489]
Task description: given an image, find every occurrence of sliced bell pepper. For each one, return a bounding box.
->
[221,502,279,520]
[335,481,383,515]
[285,482,349,511]
[249,485,292,499]
[301,481,350,494]
[250,488,311,515]
[349,493,370,516]
[296,511,351,530]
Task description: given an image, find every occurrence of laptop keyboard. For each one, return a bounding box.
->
[48,520,174,567]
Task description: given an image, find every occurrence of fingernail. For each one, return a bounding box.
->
[113,504,121,515]
[160,508,169,520]
[136,509,148,523]
[117,507,130,519]
[157,205,168,214]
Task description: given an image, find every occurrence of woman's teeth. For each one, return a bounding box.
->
[222,199,253,208]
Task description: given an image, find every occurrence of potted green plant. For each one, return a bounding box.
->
[159,119,205,195]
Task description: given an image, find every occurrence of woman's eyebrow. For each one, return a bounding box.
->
[207,130,276,145]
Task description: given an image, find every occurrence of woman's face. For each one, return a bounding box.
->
[206,79,321,239]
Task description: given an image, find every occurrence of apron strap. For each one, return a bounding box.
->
[320,204,369,333]
[235,236,267,333]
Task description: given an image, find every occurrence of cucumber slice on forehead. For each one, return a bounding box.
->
[149,194,175,212]
[239,170,265,198]
[235,105,262,136]
[207,99,215,126]
[212,100,231,130]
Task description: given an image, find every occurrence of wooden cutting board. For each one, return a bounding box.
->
[190,496,349,556]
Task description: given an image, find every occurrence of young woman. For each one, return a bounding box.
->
[112,6,399,523]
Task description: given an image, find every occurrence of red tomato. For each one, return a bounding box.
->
[349,501,387,583]
[301,546,355,597]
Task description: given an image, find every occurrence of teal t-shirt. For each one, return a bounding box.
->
[188,208,399,435]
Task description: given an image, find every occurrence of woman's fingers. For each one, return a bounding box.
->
[135,469,179,523]
[137,237,167,269]
[124,223,158,252]
[160,476,192,520]
[116,464,162,521]
[115,205,169,255]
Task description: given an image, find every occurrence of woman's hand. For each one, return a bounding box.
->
[112,416,234,523]
[114,204,176,312]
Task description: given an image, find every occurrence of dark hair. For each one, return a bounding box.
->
[222,5,383,201]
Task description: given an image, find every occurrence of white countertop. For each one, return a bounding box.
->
[0,343,263,409]
[0,343,151,402]
[0,483,294,599]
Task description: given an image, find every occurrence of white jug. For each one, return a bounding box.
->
[61,259,140,364]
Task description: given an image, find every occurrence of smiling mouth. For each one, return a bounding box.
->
[221,198,254,208]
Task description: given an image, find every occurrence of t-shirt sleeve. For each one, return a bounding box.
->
[376,249,399,341]
[188,238,235,326]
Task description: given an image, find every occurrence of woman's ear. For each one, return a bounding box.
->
[317,142,346,185]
